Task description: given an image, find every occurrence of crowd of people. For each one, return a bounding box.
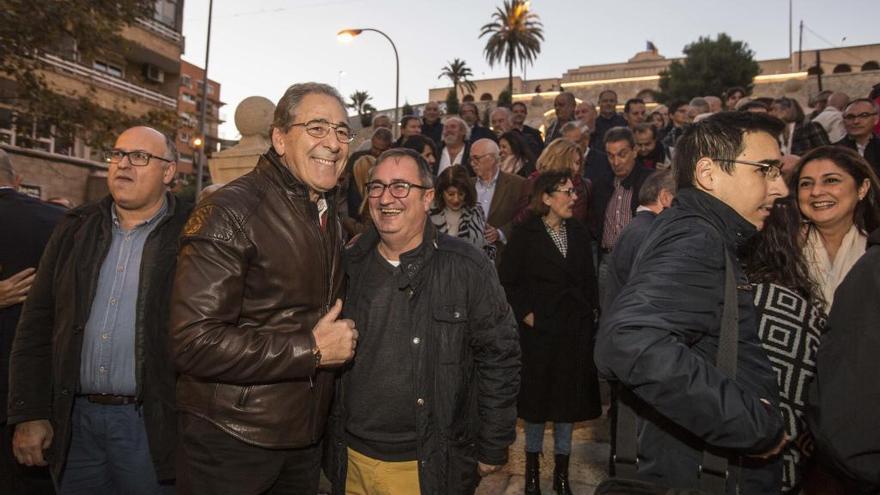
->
[0,78,879,495]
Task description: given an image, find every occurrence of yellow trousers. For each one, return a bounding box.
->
[345,447,421,495]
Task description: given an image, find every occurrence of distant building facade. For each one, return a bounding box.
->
[177,60,226,177]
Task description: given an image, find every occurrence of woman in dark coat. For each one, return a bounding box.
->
[499,171,602,495]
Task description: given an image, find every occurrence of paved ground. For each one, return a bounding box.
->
[475,413,611,495]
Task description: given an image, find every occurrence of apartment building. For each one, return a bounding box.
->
[0,0,185,205]
[176,60,225,177]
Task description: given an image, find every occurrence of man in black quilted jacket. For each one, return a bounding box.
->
[596,112,789,494]
[326,148,520,495]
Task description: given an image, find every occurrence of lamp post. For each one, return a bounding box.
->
[195,0,214,196]
[337,28,399,138]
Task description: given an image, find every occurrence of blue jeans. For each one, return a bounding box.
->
[524,422,574,455]
[58,397,173,494]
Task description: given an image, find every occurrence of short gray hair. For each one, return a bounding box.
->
[689,97,709,114]
[491,106,512,119]
[560,120,589,135]
[272,82,347,134]
[0,149,15,184]
[638,169,676,206]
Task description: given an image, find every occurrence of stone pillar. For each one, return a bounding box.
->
[207,95,275,184]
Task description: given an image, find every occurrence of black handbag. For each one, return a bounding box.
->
[595,253,739,495]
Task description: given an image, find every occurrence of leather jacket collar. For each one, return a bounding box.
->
[260,147,337,203]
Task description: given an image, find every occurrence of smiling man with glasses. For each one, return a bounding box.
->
[169,82,358,494]
[835,98,880,175]
[325,148,520,495]
[9,126,191,492]
[596,112,790,493]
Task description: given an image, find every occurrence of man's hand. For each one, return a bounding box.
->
[523,313,535,327]
[750,433,789,460]
[12,420,53,466]
[484,225,499,244]
[478,462,503,477]
[0,268,36,309]
[312,299,358,367]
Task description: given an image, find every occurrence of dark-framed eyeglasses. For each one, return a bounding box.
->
[290,119,356,143]
[712,157,783,181]
[104,149,173,167]
[553,188,578,197]
[843,111,878,121]
[365,180,432,199]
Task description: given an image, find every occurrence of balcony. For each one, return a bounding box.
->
[39,54,177,109]
[135,18,184,47]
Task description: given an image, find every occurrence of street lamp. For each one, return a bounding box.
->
[337,28,399,138]
[194,0,214,196]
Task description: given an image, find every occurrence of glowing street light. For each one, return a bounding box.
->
[337,28,399,137]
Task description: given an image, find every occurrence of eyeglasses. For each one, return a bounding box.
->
[105,149,173,167]
[470,153,495,162]
[365,180,431,198]
[712,158,783,181]
[843,112,878,121]
[290,120,356,143]
[553,188,577,197]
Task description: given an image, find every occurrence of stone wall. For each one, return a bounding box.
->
[1,145,107,206]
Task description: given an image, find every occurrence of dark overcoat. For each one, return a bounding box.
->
[499,215,602,423]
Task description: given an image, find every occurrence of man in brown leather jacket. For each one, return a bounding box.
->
[170,82,358,494]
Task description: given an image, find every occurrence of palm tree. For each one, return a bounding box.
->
[348,90,375,116]
[479,0,544,95]
[438,58,478,100]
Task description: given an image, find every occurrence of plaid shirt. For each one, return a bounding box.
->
[791,122,830,156]
[543,218,568,258]
[601,177,634,250]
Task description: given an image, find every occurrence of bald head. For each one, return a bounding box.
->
[828,92,850,111]
[0,149,15,185]
[471,138,499,156]
[119,126,177,162]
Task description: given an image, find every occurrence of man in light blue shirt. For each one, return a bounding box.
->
[9,126,192,494]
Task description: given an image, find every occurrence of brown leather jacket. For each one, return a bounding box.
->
[170,149,343,448]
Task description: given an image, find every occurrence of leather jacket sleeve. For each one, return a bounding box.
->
[468,260,521,466]
[595,226,784,455]
[170,204,316,384]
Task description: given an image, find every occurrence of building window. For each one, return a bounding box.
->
[207,84,215,96]
[93,60,124,78]
[181,93,197,105]
[181,74,192,88]
[5,113,55,153]
[154,0,178,28]
[832,64,852,74]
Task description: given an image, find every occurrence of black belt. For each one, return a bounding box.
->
[84,394,138,405]
[600,247,613,254]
